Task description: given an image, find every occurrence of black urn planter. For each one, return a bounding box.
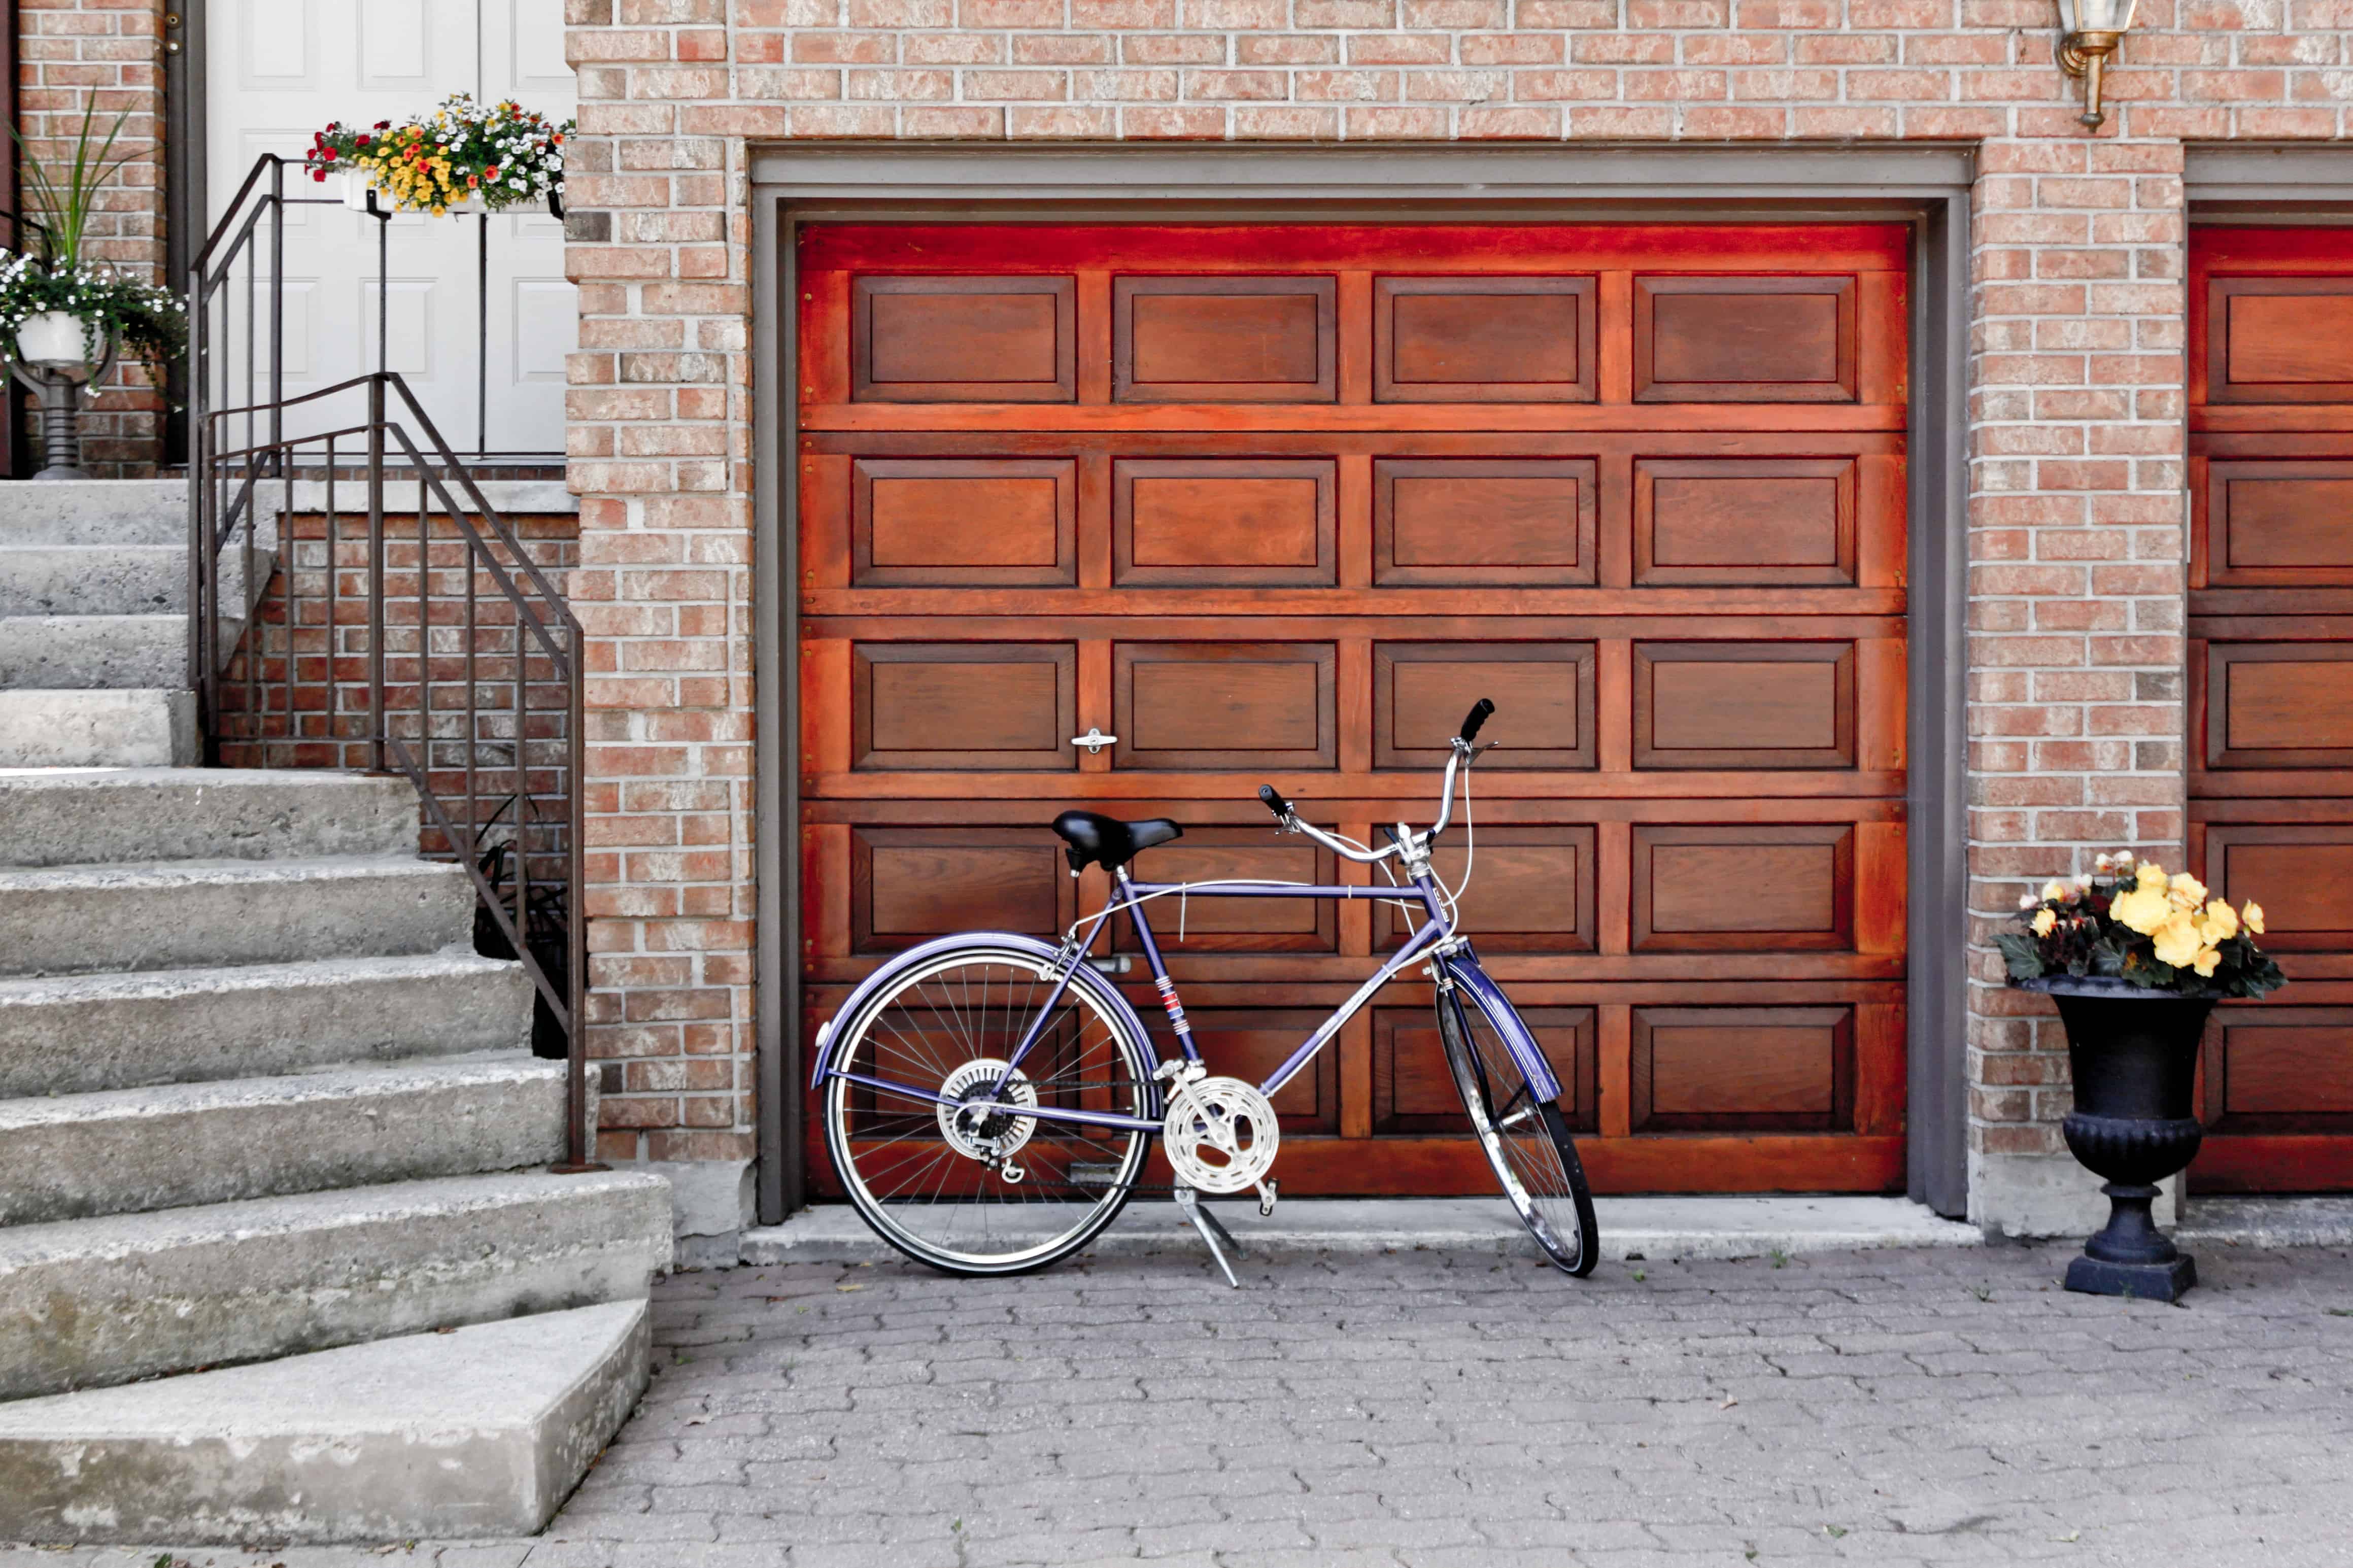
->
[2021,975,2216,1303]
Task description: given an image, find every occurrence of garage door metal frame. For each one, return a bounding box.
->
[746,144,1973,1225]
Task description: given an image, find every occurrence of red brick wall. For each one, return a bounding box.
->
[560,0,2309,1227]
[17,0,167,474]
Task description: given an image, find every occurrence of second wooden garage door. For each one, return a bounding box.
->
[797,223,1909,1196]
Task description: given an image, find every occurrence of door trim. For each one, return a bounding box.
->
[748,144,1974,1222]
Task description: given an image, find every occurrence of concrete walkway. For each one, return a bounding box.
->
[8,1234,2353,1566]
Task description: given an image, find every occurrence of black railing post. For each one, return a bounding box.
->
[366,373,387,774]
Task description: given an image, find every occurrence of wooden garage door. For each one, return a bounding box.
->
[796,224,1909,1196]
[2189,226,2353,1192]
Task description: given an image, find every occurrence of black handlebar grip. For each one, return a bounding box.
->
[1459,697,1495,743]
[1258,783,1292,819]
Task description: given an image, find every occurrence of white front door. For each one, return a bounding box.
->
[204,0,575,457]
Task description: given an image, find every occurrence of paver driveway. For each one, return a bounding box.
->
[9,1238,2353,1567]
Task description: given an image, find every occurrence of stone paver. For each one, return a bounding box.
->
[8,1238,2353,1565]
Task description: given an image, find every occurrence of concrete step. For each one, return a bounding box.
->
[0,544,181,617]
[0,690,195,766]
[0,855,475,978]
[0,479,185,547]
[0,1167,672,1399]
[0,951,533,1098]
[0,766,416,868]
[0,1051,566,1226]
[0,612,183,690]
[0,1299,649,1546]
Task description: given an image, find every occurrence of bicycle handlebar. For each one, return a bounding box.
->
[1258,700,1491,865]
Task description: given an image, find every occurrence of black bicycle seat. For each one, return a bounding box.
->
[1051,811,1182,873]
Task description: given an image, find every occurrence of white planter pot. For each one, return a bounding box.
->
[15,311,91,370]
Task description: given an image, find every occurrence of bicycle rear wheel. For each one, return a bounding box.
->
[822,943,1156,1276]
[1435,970,1599,1276]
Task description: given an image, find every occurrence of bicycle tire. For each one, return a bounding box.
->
[1434,970,1600,1276]
[822,943,1156,1276]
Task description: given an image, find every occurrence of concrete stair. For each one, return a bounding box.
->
[0,480,258,766]
[0,763,668,1542]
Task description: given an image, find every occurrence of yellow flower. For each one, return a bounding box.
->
[2243,900,2266,936]
[2111,885,2173,935]
[2199,898,2239,944]
[2136,861,2168,892]
[2169,872,2208,910]
[2032,908,2057,937]
[2041,879,2073,904]
[2192,946,2222,978]
[2151,912,2203,969]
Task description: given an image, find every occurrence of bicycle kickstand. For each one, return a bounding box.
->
[1173,1187,1244,1288]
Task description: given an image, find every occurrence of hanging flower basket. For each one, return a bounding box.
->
[306,93,568,218]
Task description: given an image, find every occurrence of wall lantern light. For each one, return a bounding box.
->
[2056,0,2137,130]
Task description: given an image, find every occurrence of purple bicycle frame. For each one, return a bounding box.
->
[974,862,1563,1115]
[812,851,1565,1129]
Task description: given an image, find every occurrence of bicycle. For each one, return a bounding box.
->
[810,697,1599,1283]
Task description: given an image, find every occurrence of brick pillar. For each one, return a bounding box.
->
[1964,138,2190,1237]
[16,0,167,475]
[564,0,758,1251]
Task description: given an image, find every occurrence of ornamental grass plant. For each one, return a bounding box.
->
[0,97,186,380]
[1997,853,2286,999]
[304,93,569,216]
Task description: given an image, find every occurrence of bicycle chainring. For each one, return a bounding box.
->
[1161,1075,1280,1195]
[935,1059,1039,1163]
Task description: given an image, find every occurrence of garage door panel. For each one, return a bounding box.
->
[1113,829,1338,953]
[1631,1004,1855,1132]
[851,643,1076,771]
[1373,276,1597,402]
[1374,1005,1599,1135]
[1113,642,1337,771]
[1113,458,1337,586]
[1374,642,1595,770]
[2203,823,2353,950]
[1373,457,1598,586]
[2207,277,2353,404]
[1183,1010,1340,1131]
[852,458,1077,586]
[1634,276,1857,403]
[2206,643,2353,769]
[2201,459,2353,588]
[1378,827,1598,954]
[1634,641,1857,770]
[1634,457,1857,586]
[1631,824,1856,953]
[854,276,1076,403]
[849,828,1072,953]
[801,221,1909,1197]
[1114,276,1336,402]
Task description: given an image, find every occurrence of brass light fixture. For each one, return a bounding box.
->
[2056,0,2138,130]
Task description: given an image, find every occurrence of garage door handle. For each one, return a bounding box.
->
[1071,728,1117,755]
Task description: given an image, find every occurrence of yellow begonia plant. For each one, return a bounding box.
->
[1998,851,2283,998]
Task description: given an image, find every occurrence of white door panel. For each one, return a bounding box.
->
[207,0,574,456]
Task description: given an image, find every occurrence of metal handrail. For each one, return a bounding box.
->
[189,157,597,1171]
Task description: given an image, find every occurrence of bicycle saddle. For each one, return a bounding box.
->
[1051,810,1182,873]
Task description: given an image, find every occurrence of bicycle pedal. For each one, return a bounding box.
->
[1257,1179,1278,1218]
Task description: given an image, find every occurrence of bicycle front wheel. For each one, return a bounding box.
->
[1435,971,1599,1276]
[822,944,1157,1276]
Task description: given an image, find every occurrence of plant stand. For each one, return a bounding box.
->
[7,336,118,482]
[2022,975,2216,1303]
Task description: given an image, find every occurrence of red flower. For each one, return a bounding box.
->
[356,133,370,147]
